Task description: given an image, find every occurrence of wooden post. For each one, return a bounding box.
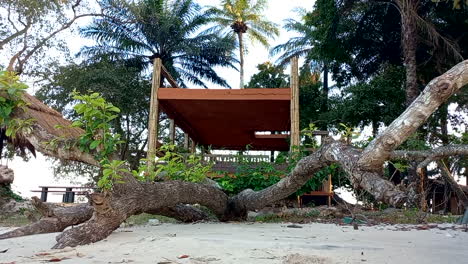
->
[40,187,48,202]
[190,138,196,153]
[327,174,332,206]
[290,56,300,152]
[147,58,162,165]
[184,133,189,150]
[169,119,175,144]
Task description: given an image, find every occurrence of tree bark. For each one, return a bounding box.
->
[359,60,468,170]
[238,31,245,89]
[397,0,420,106]
[0,197,93,240]
[437,161,468,209]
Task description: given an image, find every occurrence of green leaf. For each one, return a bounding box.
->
[71,121,83,127]
[89,140,101,150]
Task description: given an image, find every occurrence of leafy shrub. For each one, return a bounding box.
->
[132,144,211,183]
[0,185,24,202]
[215,152,345,197]
[0,71,34,140]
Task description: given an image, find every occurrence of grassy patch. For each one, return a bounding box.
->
[362,208,460,224]
[252,208,323,223]
[0,209,40,227]
[125,213,178,225]
[254,213,283,223]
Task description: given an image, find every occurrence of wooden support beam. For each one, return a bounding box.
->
[169,119,175,144]
[254,134,289,139]
[161,64,179,88]
[147,58,162,165]
[290,56,300,151]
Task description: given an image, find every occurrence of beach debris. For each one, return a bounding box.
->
[286,224,302,228]
[148,219,161,226]
[0,248,8,253]
[47,257,69,262]
[178,254,189,259]
[283,253,332,264]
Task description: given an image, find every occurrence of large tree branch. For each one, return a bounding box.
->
[359,60,468,170]
[0,197,93,240]
[0,18,32,50]
[391,144,468,168]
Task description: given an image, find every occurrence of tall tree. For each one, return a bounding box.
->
[271,2,351,125]
[35,59,151,169]
[0,0,104,75]
[207,0,279,88]
[81,0,237,88]
[246,62,288,88]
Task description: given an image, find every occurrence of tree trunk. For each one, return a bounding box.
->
[0,197,93,240]
[399,0,420,106]
[238,31,245,89]
[319,64,329,130]
[358,60,468,170]
[437,161,468,209]
[322,64,329,111]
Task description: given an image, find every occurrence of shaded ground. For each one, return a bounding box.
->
[1,222,467,264]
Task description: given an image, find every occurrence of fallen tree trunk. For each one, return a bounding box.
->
[0,197,93,240]
[0,60,467,248]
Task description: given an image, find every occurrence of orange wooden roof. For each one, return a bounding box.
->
[158,88,291,151]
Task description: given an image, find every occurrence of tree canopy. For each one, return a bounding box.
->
[80,0,237,88]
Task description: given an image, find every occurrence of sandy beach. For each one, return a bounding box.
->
[1,222,467,263]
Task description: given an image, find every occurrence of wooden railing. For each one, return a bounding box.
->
[180,153,270,164]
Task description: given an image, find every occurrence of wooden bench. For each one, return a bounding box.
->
[31,186,96,203]
[297,174,333,207]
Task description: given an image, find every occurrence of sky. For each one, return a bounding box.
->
[7,0,320,202]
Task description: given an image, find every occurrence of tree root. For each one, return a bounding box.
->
[0,197,93,240]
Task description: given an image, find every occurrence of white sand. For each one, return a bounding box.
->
[0,223,467,264]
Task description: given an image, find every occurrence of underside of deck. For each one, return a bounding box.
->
[158,88,291,151]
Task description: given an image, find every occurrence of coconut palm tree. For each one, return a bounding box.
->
[270,9,328,112]
[207,0,279,88]
[80,0,237,88]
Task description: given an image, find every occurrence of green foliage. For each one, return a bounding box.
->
[216,161,283,194]
[68,91,126,190]
[71,91,123,162]
[81,0,237,88]
[338,123,360,144]
[98,160,127,190]
[208,0,279,48]
[149,144,210,183]
[325,65,406,133]
[247,62,289,88]
[301,123,319,149]
[131,144,211,183]
[36,59,152,170]
[215,151,345,197]
[125,213,178,225]
[0,185,24,202]
[0,71,32,138]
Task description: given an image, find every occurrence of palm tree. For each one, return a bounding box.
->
[80,0,237,88]
[207,0,279,88]
[270,9,328,112]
